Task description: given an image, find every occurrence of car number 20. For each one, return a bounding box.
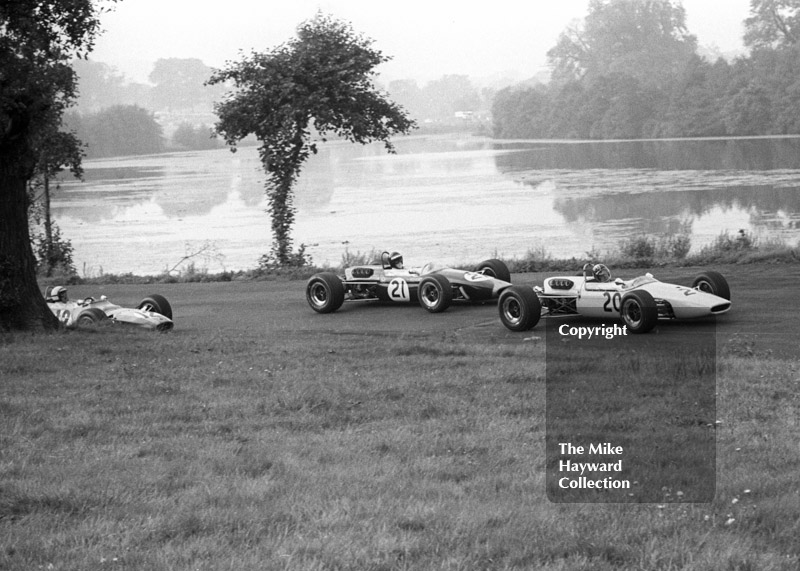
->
[603,292,621,313]
[389,278,410,302]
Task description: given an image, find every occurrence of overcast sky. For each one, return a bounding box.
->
[91,0,753,85]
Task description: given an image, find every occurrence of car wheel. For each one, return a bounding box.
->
[137,294,173,319]
[306,273,345,313]
[620,290,658,334]
[498,286,541,331]
[692,270,730,300]
[418,274,452,313]
[476,259,511,283]
[76,308,108,328]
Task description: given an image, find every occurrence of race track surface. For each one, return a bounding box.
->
[67,263,799,359]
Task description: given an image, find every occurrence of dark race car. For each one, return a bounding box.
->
[306,251,512,314]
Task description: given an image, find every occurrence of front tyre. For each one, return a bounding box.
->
[476,259,511,283]
[692,270,730,300]
[498,286,541,331]
[138,294,173,319]
[620,290,658,334]
[418,274,452,313]
[306,273,345,313]
[76,307,108,328]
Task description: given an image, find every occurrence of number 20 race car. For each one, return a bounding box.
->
[497,263,731,334]
[306,251,513,314]
[44,286,174,331]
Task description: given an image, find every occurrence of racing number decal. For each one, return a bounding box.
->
[464,272,489,282]
[603,292,622,313]
[388,278,410,302]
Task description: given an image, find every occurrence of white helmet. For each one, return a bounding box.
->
[593,264,611,283]
[47,286,68,302]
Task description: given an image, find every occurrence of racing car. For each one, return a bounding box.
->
[44,286,174,331]
[306,251,513,314]
[497,263,731,334]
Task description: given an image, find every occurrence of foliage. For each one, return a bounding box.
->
[209,13,416,266]
[0,0,116,331]
[32,223,77,277]
[149,57,224,112]
[494,0,800,140]
[620,235,657,259]
[171,122,221,150]
[547,0,696,89]
[66,105,164,158]
[744,0,800,50]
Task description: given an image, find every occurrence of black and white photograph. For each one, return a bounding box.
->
[2,0,799,568]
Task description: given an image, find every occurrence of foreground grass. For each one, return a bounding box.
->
[1,325,798,570]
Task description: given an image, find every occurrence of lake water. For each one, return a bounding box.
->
[53,135,800,276]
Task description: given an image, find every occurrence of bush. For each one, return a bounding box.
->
[620,235,655,259]
[656,234,691,260]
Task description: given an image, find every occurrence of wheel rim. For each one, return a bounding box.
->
[420,282,440,308]
[309,283,329,307]
[77,315,95,326]
[482,268,496,277]
[501,296,522,326]
[622,299,642,328]
[696,280,713,294]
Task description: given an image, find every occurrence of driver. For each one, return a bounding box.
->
[46,286,68,303]
[592,263,611,283]
[389,251,404,270]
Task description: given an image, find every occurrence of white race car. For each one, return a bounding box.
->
[45,286,174,331]
[498,264,731,333]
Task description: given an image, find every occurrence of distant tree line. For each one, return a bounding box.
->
[65,105,164,158]
[492,0,800,140]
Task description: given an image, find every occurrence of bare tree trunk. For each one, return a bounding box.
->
[43,171,53,276]
[0,157,59,331]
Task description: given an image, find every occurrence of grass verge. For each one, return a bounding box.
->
[39,230,799,287]
[1,322,798,569]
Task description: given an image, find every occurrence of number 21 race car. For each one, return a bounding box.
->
[497,263,731,334]
[45,286,174,331]
[306,251,513,314]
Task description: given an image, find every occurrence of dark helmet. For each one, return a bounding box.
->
[389,251,404,269]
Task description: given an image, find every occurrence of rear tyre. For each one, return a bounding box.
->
[306,273,345,313]
[138,294,173,319]
[692,271,730,300]
[76,308,108,328]
[476,259,511,283]
[498,286,541,331]
[418,274,452,313]
[620,290,658,334]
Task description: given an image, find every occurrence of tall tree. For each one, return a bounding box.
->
[0,0,114,331]
[744,0,800,49]
[547,0,697,90]
[149,58,222,112]
[28,116,84,276]
[209,13,415,266]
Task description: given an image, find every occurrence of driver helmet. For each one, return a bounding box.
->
[47,286,68,303]
[592,264,611,283]
[389,251,404,269]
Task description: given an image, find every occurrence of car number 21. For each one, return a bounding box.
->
[389,278,410,302]
[603,292,621,313]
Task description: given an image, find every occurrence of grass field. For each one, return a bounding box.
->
[1,276,799,569]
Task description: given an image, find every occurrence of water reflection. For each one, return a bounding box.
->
[52,136,800,275]
[494,137,800,171]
